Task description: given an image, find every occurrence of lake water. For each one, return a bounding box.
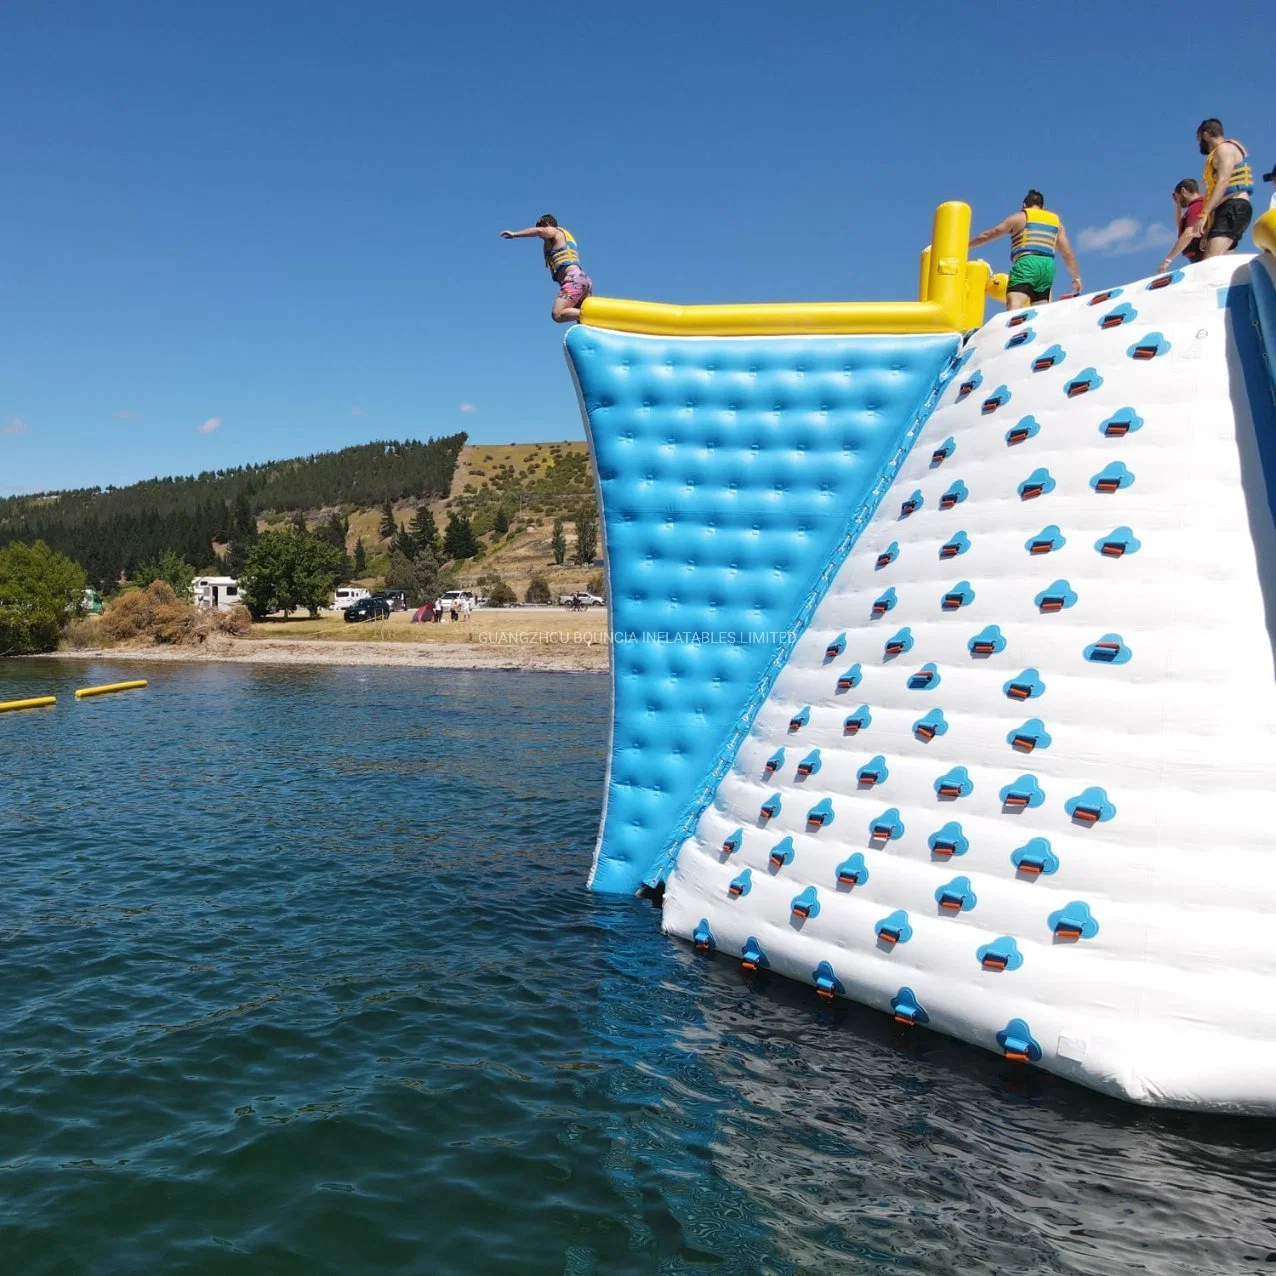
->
[2,658,1275,1274]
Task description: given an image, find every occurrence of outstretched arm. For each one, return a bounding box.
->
[499,226,557,240]
[1159,221,1199,273]
[969,213,1022,250]
[1055,225,1082,293]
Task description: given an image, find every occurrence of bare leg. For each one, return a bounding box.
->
[551,296,581,323]
[1201,234,1234,258]
[1005,291,1032,311]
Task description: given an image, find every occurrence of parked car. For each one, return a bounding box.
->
[377,589,409,611]
[344,596,392,623]
[559,592,605,609]
[438,589,477,610]
[332,586,371,611]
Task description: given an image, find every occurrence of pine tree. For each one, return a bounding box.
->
[551,518,567,566]
[409,504,440,556]
[352,538,367,576]
[378,499,397,542]
[291,509,308,533]
[573,511,598,565]
[442,512,479,560]
[493,506,510,536]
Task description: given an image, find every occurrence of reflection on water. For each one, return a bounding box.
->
[1,659,1273,1275]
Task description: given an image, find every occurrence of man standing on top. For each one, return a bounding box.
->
[1160,178,1207,273]
[969,191,1082,310]
[499,215,593,323]
[1193,119,1254,257]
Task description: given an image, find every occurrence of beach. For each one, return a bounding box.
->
[44,607,612,672]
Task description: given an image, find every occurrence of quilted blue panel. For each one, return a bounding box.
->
[566,325,957,894]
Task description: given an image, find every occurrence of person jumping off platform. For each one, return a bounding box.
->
[1193,119,1254,257]
[499,215,593,323]
[968,190,1082,310]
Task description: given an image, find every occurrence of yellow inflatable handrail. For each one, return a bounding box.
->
[1255,208,1276,258]
[75,680,149,700]
[582,202,981,337]
[0,695,56,713]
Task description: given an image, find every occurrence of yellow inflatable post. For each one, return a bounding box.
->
[75,680,149,700]
[1255,209,1276,258]
[986,271,1009,304]
[0,695,56,714]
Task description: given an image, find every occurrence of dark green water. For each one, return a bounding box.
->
[2,659,1275,1275]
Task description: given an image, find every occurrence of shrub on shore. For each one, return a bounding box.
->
[98,581,252,646]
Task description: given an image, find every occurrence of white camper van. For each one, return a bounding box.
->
[192,577,242,612]
[332,587,371,612]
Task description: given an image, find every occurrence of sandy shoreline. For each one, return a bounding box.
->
[37,637,610,673]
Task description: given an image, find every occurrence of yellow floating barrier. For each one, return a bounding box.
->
[75,680,149,700]
[0,695,57,714]
[1255,208,1276,258]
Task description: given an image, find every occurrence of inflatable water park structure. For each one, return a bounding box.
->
[567,201,1276,1113]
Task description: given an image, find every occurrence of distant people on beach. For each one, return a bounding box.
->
[1161,179,1207,273]
[968,190,1082,310]
[433,598,443,623]
[1193,119,1254,257]
[500,215,593,323]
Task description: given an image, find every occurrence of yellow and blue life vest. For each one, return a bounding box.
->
[1203,140,1254,201]
[1010,208,1061,262]
[544,229,581,279]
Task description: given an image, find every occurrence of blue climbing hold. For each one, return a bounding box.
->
[1064,367,1104,397]
[892,986,930,1025]
[791,886,821,921]
[883,626,914,658]
[940,580,976,611]
[871,586,898,618]
[760,792,783,821]
[1004,668,1046,701]
[1031,343,1065,372]
[1128,331,1172,360]
[1066,786,1116,825]
[869,808,905,842]
[997,1017,1041,1061]
[693,918,715,951]
[875,909,913,946]
[1095,526,1141,557]
[1147,269,1183,291]
[1098,301,1137,330]
[928,821,969,858]
[806,798,835,830]
[939,529,971,559]
[835,852,870,888]
[876,541,900,570]
[763,747,785,776]
[1019,467,1056,500]
[981,385,1011,414]
[796,748,822,779]
[741,936,769,971]
[1035,579,1078,612]
[978,936,1024,972]
[1011,836,1059,877]
[728,867,753,898]
[768,835,795,867]
[1091,461,1135,493]
[1000,773,1046,810]
[913,708,948,741]
[825,632,847,660]
[934,766,973,800]
[931,436,956,466]
[721,827,744,855]
[900,489,924,517]
[857,755,889,788]
[1025,524,1066,554]
[788,705,811,731]
[836,663,863,691]
[843,704,872,734]
[1100,407,1144,438]
[1007,718,1052,752]
[956,369,984,400]
[1006,415,1041,445]
[812,960,844,1000]
[935,875,977,913]
[1006,309,1037,327]
[1049,900,1099,940]
[939,479,969,509]
[908,662,941,690]
[1005,328,1035,350]
[1088,287,1125,306]
[1084,633,1132,664]
[969,624,1007,656]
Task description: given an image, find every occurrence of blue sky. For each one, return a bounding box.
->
[2,0,1272,495]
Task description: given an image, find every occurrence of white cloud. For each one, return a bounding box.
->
[112,409,142,421]
[196,416,223,434]
[350,406,367,417]
[459,402,478,414]
[1,418,30,435]
[1077,217,1175,256]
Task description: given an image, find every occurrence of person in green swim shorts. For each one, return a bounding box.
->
[969,190,1082,310]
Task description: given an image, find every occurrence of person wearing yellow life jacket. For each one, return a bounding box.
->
[1193,119,1254,257]
[968,191,1083,311]
[499,214,594,323]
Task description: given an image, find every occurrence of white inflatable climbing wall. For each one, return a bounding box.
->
[656,255,1276,1112]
